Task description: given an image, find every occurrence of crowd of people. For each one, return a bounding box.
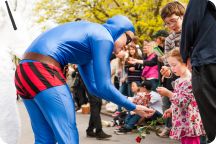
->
[65,1,213,144]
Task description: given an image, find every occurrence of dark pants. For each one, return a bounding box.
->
[192,64,216,143]
[86,94,102,133]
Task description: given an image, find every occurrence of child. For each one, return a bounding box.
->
[115,82,153,134]
[156,48,205,144]
[159,1,186,138]
[112,81,141,127]
[125,43,142,97]
[139,80,163,121]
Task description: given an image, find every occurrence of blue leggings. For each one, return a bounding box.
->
[23,85,79,144]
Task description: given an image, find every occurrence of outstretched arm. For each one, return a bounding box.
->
[90,39,136,110]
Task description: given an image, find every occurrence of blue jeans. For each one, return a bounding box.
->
[124,112,141,130]
[23,85,79,144]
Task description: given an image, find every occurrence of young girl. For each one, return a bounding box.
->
[156,48,205,144]
[126,43,142,97]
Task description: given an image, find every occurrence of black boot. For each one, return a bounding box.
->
[96,131,112,140]
[86,130,96,137]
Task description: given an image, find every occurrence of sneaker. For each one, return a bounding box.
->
[114,127,121,132]
[114,127,131,135]
[96,131,112,140]
[76,109,82,113]
[112,111,121,117]
[115,131,127,135]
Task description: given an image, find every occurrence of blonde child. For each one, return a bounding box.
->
[156,48,205,144]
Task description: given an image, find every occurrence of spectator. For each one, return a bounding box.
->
[180,0,216,143]
[128,40,159,91]
[158,1,185,138]
[139,80,163,120]
[157,48,205,144]
[125,43,143,97]
[151,30,169,86]
[86,93,112,140]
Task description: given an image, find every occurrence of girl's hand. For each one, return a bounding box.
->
[163,108,172,119]
[127,58,137,64]
[156,87,173,98]
[129,67,135,72]
[160,66,171,78]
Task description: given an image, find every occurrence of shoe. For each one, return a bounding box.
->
[96,131,112,140]
[86,131,96,137]
[114,127,131,135]
[156,127,170,138]
[112,111,120,117]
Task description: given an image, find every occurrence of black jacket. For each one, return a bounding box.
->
[180,0,216,66]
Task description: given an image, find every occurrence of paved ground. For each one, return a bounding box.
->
[18,101,180,144]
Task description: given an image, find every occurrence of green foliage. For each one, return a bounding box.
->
[34,0,189,40]
[136,117,164,143]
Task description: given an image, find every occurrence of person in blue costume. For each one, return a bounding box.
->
[14,15,153,144]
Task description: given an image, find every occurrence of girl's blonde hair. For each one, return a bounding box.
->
[166,48,183,63]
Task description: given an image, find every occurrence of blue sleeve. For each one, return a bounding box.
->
[79,39,136,111]
[78,61,99,97]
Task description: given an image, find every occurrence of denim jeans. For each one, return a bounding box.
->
[124,112,141,130]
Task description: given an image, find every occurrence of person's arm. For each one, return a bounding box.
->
[143,56,158,66]
[129,56,158,67]
[180,0,207,63]
[90,39,136,111]
[78,61,100,97]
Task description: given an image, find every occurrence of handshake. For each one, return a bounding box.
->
[134,105,155,118]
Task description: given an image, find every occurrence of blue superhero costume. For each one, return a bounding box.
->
[16,15,136,144]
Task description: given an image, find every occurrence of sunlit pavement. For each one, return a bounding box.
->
[18,101,180,144]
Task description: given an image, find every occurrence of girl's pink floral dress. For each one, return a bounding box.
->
[169,78,205,140]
